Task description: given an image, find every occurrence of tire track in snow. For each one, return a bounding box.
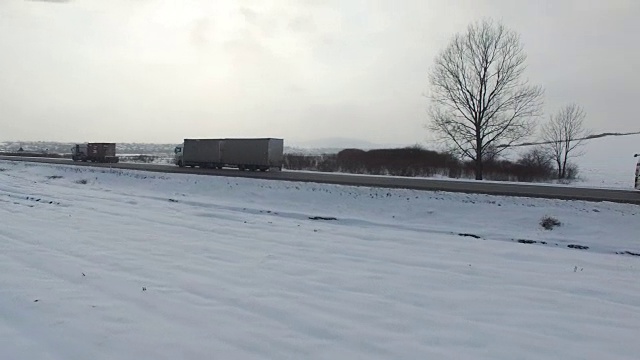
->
[0,226,378,358]
[121,193,640,258]
[0,232,267,359]
[5,162,639,261]
[0,172,457,358]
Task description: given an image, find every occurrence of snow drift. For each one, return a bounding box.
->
[0,159,639,360]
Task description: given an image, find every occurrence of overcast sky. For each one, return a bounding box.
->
[1,0,638,146]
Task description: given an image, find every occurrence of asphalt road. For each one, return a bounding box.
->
[2,155,639,205]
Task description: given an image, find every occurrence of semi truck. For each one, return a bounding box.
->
[177,139,223,169]
[174,138,284,171]
[71,143,119,163]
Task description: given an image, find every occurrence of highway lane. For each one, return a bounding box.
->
[2,155,639,205]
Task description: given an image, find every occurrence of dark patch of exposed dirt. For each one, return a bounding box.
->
[458,233,481,239]
[616,251,640,257]
[568,244,589,250]
[309,216,338,221]
[515,239,548,245]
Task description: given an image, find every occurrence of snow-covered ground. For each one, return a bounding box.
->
[1,159,639,359]
[568,135,639,189]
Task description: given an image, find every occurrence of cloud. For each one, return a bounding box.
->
[190,17,214,46]
[239,6,258,24]
[0,0,638,145]
[24,0,72,3]
[287,15,317,33]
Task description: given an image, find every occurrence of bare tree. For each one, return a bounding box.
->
[427,18,544,180]
[541,104,589,179]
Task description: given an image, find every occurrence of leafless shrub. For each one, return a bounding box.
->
[119,155,159,163]
[285,146,557,182]
[540,216,561,230]
[565,162,579,180]
[514,147,555,182]
[283,154,337,171]
[336,146,460,178]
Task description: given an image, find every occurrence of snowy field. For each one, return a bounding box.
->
[1,159,639,359]
[568,135,639,189]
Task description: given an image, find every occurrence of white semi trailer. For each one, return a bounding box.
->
[174,138,284,171]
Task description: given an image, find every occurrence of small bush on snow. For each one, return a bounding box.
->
[540,216,562,230]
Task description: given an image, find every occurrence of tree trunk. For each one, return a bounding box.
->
[475,148,483,180]
[561,156,568,179]
[475,133,483,180]
[475,160,483,180]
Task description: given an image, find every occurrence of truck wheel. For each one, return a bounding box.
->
[178,161,184,168]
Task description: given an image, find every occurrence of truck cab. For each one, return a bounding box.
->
[71,144,89,162]
[635,154,640,190]
[174,144,184,167]
[71,143,119,163]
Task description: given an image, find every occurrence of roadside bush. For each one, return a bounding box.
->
[540,216,562,230]
[515,147,555,182]
[317,155,338,172]
[283,145,558,183]
[336,146,460,177]
[456,148,555,182]
[565,162,579,180]
[283,154,337,171]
